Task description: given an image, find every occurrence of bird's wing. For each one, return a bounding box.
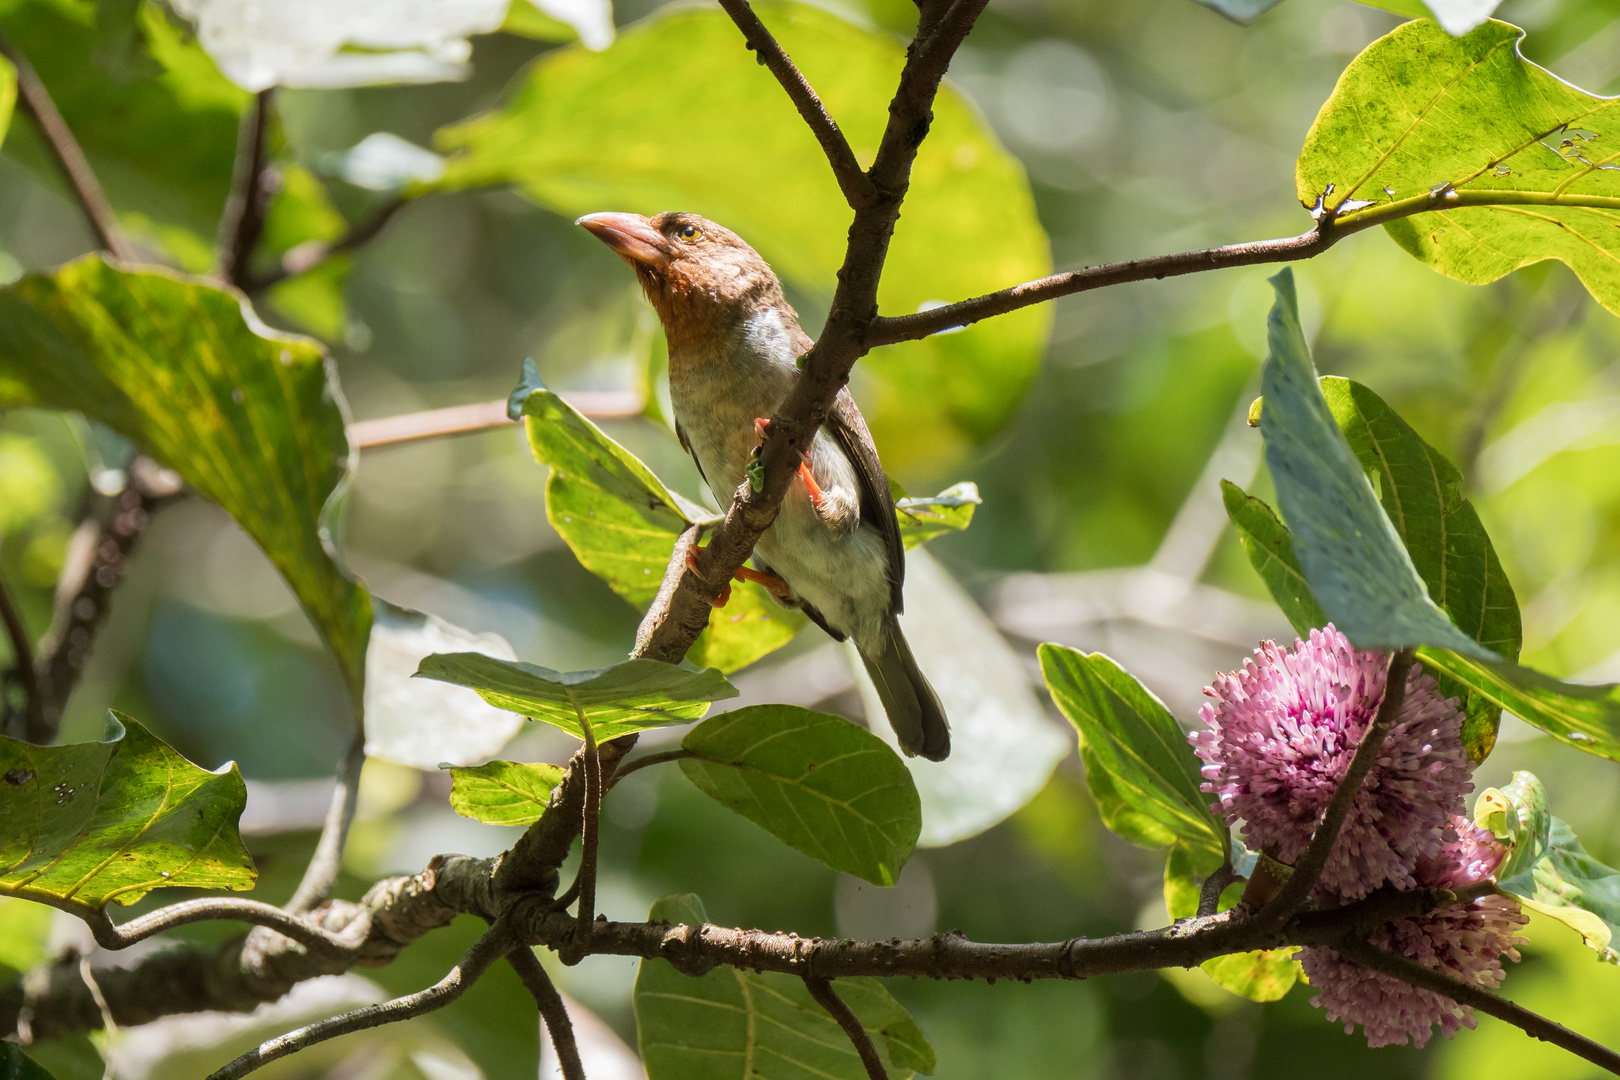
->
[825,387,905,615]
[674,419,709,487]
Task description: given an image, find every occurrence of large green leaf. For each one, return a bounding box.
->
[1299,19,1620,316]
[1221,479,1328,636]
[1477,772,1620,962]
[415,654,736,742]
[0,1043,59,1080]
[0,55,15,152]
[680,705,920,887]
[514,372,806,674]
[635,894,935,1080]
[445,760,564,826]
[1417,651,1620,761]
[1258,269,1493,659]
[438,1,1050,465]
[1320,376,1521,755]
[0,257,371,702]
[0,712,255,911]
[1038,645,1225,860]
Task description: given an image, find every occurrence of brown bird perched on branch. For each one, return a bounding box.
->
[578,210,950,761]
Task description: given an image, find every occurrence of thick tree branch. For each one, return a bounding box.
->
[558,715,602,965]
[1334,938,1620,1076]
[508,949,585,1080]
[216,89,276,290]
[83,899,363,957]
[1258,648,1417,923]
[806,975,888,1080]
[0,30,132,260]
[206,921,515,1080]
[715,0,875,209]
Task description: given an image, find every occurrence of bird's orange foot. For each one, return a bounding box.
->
[684,545,731,607]
[796,457,826,510]
[754,417,771,446]
[734,565,793,600]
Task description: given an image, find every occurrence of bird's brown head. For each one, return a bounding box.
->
[576,211,794,354]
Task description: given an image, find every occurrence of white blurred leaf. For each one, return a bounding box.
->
[513,0,615,50]
[170,0,510,90]
[364,600,524,769]
[332,132,447,191]
[849,549,1069,847]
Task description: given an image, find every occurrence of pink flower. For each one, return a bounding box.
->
[1300,819,1528,1048]
[1189,626,1472,899]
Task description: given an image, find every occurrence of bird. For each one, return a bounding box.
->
[577,210,950,761]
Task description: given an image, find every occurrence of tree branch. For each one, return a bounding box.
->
[1333,937,1620,1076]
[283,727,366,915]
[1258,648,1417,923]
[244,195,410,293]
[604,748,692,792]
[0,30,132,260]
[714,0,875,208]
[0,559,44,741]
[81,899,362,957]
[508,949,585,1080]
[559,714,601,966]
[216,89,276,290]
[205,921,515,1080]
[805,975,887,1080]
[347,391,643,452]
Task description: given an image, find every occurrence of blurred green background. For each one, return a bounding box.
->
[3,0,1620,1076]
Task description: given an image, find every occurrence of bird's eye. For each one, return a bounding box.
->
[676,223,703,242]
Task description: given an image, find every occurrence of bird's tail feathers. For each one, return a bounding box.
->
[861,621,949,761]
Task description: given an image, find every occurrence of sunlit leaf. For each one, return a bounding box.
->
[0,1043,59,1080]
[1321,376,1521,756]
[445,760,564,826]
[0,712,255,910]
[1220,479,1328,636]
[1477,772,1620,962]
[364,601,523,770]
[1038,645,1225,860]
[0,55,15,152]
[416,654,736,742]
[680,705,920,886]
[1300,19,1620,316]
[634,893,935,1080]
[1258,269,1494,659]
[0,257,371,702]
[437,1,1050,467]
[90,0,164,83]
[1419,651,1620,762]
[896,482,980,549]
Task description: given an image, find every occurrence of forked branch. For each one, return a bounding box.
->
[806,974,888,1080]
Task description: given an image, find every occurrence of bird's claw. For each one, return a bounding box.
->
[734,565,793,600]
[684,545,732,607]
[796,458,826,510]
[753,417,771,445]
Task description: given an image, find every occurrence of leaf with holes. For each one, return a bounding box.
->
[679,705,921,886]
[0,257,370,702]
[634,893,935,1080]
[416,654,736,742]
[445,760,564,826]
[1039,645,1225,861]
[1259,269,1494,659]
[0,712,255,911]
[1300,19,1620,315]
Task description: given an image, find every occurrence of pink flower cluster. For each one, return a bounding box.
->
[1191,626,1527,1049]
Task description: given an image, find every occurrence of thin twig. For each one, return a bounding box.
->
[561,713,602,965]
[284,727,366,914]
[244,196,410,292]
[1258,648,1418,923]
[603,748,692,792]
[714,0,875,208]
[0,30,132,259]
[805,974,887,1080]
[507,949,585,1080]
[205,922,515,1080]
[81,899,360,957]
[1334,938,1620,1076]
[216,89,276,289]
[347,391,644,451]
[0,558,44,741]
[1197,862,1239,918]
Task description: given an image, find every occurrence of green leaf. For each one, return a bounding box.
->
[1477,773,1620,961]
[1220,479,1328,636]
[0,712,255,911]
[1038,645,1225,860]
[895,482,980,549]
[679,705,920,887]
[1320,376,1521,757]
[91,0,164,84]
[516,373,807,674]
[445,760,564,826]
[1356,0,1431,17]
[1188,0,1285,24]
[635,894,935,1079]
[0,55,15,152]
[0,1043,60,1080]
[501,0,580,42]
[1299,19,1620,317]
[415,654,737,742]
[0,257,371,703]
[438,1,1050,466]
[1258,269,1494,659]
[1417,650,1620,761]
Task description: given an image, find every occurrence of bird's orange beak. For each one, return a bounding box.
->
[577,212,673,269]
